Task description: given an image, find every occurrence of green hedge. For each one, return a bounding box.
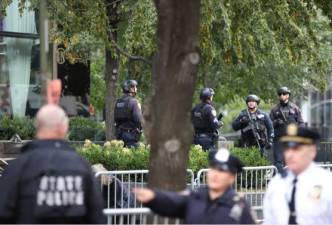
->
[0,116,35,140]
[0,116,105,141]
[77,141,269,173]
[68,117,105,141]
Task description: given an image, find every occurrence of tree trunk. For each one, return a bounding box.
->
[104,0,120,141]
[145,0,201,190]
[104,48,118,141]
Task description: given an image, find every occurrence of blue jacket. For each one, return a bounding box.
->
[146,187,255,224]
[0,140,104,224]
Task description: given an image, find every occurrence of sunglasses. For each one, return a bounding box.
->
[278,93,288,96]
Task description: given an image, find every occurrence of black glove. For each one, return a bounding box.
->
[266,141,273,149]
[217,112,224,121]
[240,116,249,124]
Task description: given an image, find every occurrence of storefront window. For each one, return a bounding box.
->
[0,0,42,117]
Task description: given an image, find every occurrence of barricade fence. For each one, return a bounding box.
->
[103,208,181,225]
[98,164,332,224]
[95,169,195,209]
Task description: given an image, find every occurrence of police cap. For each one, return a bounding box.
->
[200,88,215,100]
[123,80,138,93]
[277,86,291,95]
[279,124,320,148]
[246,94,260,105]
[208,148,243,174]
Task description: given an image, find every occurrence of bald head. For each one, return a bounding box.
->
[35,104,69,139]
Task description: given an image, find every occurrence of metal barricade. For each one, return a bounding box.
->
[96,169,195,209]
[103,208,181,225]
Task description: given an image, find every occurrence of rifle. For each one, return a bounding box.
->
[279,107,288,124]
[246,109,265,157]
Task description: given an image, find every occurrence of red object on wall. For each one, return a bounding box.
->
[47,79,62,105]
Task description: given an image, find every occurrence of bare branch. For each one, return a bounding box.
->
[108,30,152,66]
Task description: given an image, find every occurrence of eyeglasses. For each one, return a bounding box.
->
[278,93,288,96]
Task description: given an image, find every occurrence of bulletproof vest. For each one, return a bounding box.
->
[280,105,297,123]
[114,95,133,124]
[242,111,266,135]
[192,103,211,132]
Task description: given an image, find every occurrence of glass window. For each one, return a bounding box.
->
[0,0,41,117]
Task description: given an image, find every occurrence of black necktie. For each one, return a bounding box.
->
[289,178,298,224]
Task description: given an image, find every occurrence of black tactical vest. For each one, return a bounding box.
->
[192,103,210,131]
[114,96,132,124]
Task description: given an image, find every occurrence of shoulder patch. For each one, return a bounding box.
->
[211,109,217,117]
[178,189,191,196]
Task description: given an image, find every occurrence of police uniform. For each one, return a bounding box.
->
[114,93,143,148]
[0,140,104,224]
[263,125,332,225]
[270,87,304,172]
[145,150,255,224]
[232,109,274,148]
[192,88,222,151]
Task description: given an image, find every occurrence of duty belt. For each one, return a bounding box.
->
[196,133,214,138]
[119,127,140,133]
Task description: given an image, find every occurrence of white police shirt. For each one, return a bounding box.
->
[263,163,332,225]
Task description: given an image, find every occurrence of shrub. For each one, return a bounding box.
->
[77,142,270,173]
[68,117,105,141]
[0,116,35,140]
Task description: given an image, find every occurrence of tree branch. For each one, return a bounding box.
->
[109,30,152,66]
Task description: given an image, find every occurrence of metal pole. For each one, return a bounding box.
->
[39,0,49,102]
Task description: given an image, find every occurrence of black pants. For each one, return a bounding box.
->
[194,135,216,151]
[117,131,139,148]
[273,140,284,172]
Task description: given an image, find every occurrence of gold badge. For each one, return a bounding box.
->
[308,185,322,202]
[287,124,298,136]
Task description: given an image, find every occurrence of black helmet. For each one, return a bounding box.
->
[200,88,215,100]
[123,80,138,93]
[246,94,260,105]
[277,86,291,95]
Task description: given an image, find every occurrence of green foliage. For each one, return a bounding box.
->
[77,142,269,172]
[68,117,105,141]
[0,116,35,140]
[3,0,332,103]
[231,147,269,167]
[0,116,106,141]
[90,53,106,111]
[198,0,332,103]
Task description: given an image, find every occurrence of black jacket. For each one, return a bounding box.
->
[270,102,304,138]
[232,109,274,147]
[146,187,255,224]
[0,139,104,224]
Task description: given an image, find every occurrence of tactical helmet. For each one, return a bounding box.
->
[200,88,215,100]
[277,86,291,95]
[246,94,260,105]
[123,80,138,93]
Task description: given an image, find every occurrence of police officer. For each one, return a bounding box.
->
[263,124,332,225]
[134,149,255,224]
[270,87,304,172]
[0,105,104,224]
[232,95,274,152]
[114,80,143,148]
[191,88,223,151]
